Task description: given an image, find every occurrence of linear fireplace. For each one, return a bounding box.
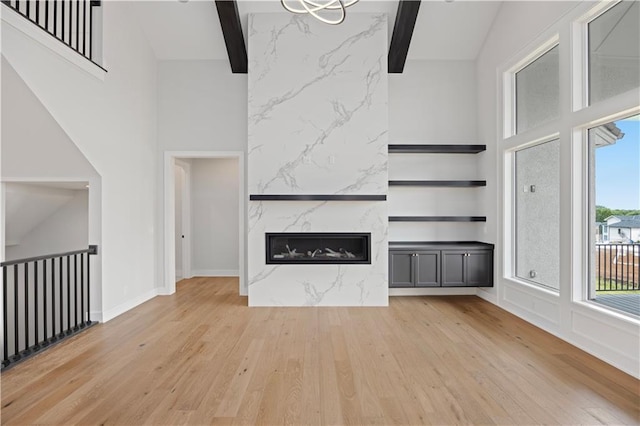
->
[266,233,371,264]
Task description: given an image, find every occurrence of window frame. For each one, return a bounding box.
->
[504,36,560,139]
[500,0,640,313]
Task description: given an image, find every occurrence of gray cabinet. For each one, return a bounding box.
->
[441,250,493,287]
[389,250,440,288]
[389,242,493,288]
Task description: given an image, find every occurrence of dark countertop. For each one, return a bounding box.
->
[389,241,494,250]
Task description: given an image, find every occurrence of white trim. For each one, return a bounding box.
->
[191,270,240,277]
[493,0,640,378]
[89,310,103,323]
[1,6,105,81]
[476,288,498,305]
[389,287,477,297]
[102,288,158,323]
[1,177,92,183]
[503,35,560,139]
[164,151,246,297]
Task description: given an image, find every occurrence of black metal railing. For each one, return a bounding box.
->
[595,243,640,291]
[1,0,102,63]
[1,245,98,370]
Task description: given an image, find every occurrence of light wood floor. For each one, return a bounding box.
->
[2,278,639,425]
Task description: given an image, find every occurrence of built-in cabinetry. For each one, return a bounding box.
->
[389,242,494,288]
[388,144,493,288]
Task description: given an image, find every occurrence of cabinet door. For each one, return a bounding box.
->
[441,251,466,287]
[389,251,414,287]
[415,251,440,287]
[466,250,493,287]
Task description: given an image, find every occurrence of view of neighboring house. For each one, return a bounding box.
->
[604,215,640,243]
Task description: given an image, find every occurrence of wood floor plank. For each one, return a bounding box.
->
[1,278,638,425]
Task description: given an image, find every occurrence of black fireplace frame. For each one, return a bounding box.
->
[265,232,372,265]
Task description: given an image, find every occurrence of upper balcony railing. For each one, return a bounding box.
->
[1,0,101,64]
[595,243,640,292]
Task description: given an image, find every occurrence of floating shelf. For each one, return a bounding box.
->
[389,180,486,187]
[389,216,487,222]
[250,194,386,201]
[388,144,486,154]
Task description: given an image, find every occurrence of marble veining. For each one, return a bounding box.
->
[248,13,388,307]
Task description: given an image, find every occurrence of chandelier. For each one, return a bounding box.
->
[280,0,360,25]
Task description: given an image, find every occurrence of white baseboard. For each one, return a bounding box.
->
[89,310,103,323]
[476,287,498,304]
[102,288,159,322]
[192,269,239,277]
[389,287,478,296]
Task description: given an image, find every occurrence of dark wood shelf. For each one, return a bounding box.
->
[389,180,486,187]
[388,144,486,154]
[389,216,487,222]
[250,194,386,201]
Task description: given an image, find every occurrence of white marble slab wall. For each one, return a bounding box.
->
[248,13,388,306]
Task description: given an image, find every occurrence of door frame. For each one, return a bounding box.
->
[174,160,191,281]
[163,151,246,296]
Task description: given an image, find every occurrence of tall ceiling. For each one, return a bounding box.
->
[129,0,503,62]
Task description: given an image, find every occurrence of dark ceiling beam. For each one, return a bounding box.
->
[388,0,421,74]
[215,0,247,74]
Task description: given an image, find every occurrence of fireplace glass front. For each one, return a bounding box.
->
[266,233,371,264]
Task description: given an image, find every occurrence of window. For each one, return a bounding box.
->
[515,139,560,290]
[515,45,560,133]
[501,1,639,318]
[589,1,640,104]
[588,115,639,315]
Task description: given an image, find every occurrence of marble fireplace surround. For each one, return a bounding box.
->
[247,13,388,307]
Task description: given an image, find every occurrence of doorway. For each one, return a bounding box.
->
[164,152,245,297]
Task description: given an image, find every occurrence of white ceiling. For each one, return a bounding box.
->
[129,0,502,62]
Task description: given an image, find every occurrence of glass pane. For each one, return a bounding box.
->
[589,1,640,104]
[589,115,640,316]
[515,139,560,290]
[515,46,559,133]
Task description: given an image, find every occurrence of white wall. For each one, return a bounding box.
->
[390,60,478,143]
[190,158,239,276]
[5,186,88,261]
[389,60,483,244]
[476,1,640,377]
[2,1,159,321]
[157,59,247,293]
[1,57,102,318]
[157,60,247,152]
